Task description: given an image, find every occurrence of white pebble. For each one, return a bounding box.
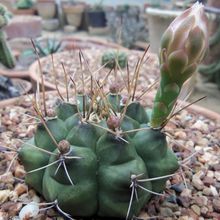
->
[19,202,39,220]
[210,185,219,197]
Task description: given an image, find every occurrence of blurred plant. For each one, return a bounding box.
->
[0,4,15,68]
[101,50,127,69]
[106,5,148,48]
[34,38,62,57]
[0,75,20,100]
[199,19,220,89]
[90,0,104,11]
[16,0,33,9]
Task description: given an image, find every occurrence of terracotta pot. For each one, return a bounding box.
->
[37,0,56,19]
[61,36,124,50]
[0,68,29,79]
[62,4,85,27]
[12,8,36,15]
[4,15,42,39]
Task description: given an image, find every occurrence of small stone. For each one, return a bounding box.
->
[174,211,181,216]
[210,185,219,196]
[19,202,39,220]
[138,211,150,219]
[170,183,185,193]
[203,176,215,186]
[15,183,28,196]
[14,165,26,178]
[161,201,179,212]
[178,217,189,220]
[192,176,204,190]
[213,199,220,213]
[207,170,214,178]
[159,207,173,217]
[188,209,200,219]
[1,201,22,216]
[192,120,208,133]
[177,196,191,208]
[0,211,8,219]
[193,196,208,206]
[191,204,201,215]
[0,173,14,184]
[213,164,220,171]
[215,171,220,181]
[0,190,11,205]
[180,189,192,197]
[203,187,212,196]
[175,131,187,139]
[215,182,220,190]
[197,138,209,146]
[201,206,209,216]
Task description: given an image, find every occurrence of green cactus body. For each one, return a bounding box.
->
[101,50,127,69]
[19,99,179,219]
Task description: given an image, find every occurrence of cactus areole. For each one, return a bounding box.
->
[19,3,208,220]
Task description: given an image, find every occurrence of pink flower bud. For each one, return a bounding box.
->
[160,2,208,83]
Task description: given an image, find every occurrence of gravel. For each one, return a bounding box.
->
[0,82,220,219]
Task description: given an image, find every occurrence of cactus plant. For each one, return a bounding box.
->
[0,4,15,68]
[16,0,33,9]
[101,50,127,69]
[18,2,208,220]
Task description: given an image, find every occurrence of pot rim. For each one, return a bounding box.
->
[29,36,127,90]
[0,67,29,78]
[1,91,220,122]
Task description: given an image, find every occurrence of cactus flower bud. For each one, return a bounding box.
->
[151,2,208,128]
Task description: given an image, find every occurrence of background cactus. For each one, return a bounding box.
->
[101,50,127,69]
[0,4,15,69]
[18,3,208,220]
[199,19,220,89]
[16,0,33,9]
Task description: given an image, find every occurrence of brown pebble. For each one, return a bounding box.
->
[213,199,220,213]
[1,201,22,216]
[200,206,209,216]
[0,173,14,184]
[15,183,28,196]
[203,176,215,186]
[213,164,220,171]
[193,196,208,207]
[14,165,26,178]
